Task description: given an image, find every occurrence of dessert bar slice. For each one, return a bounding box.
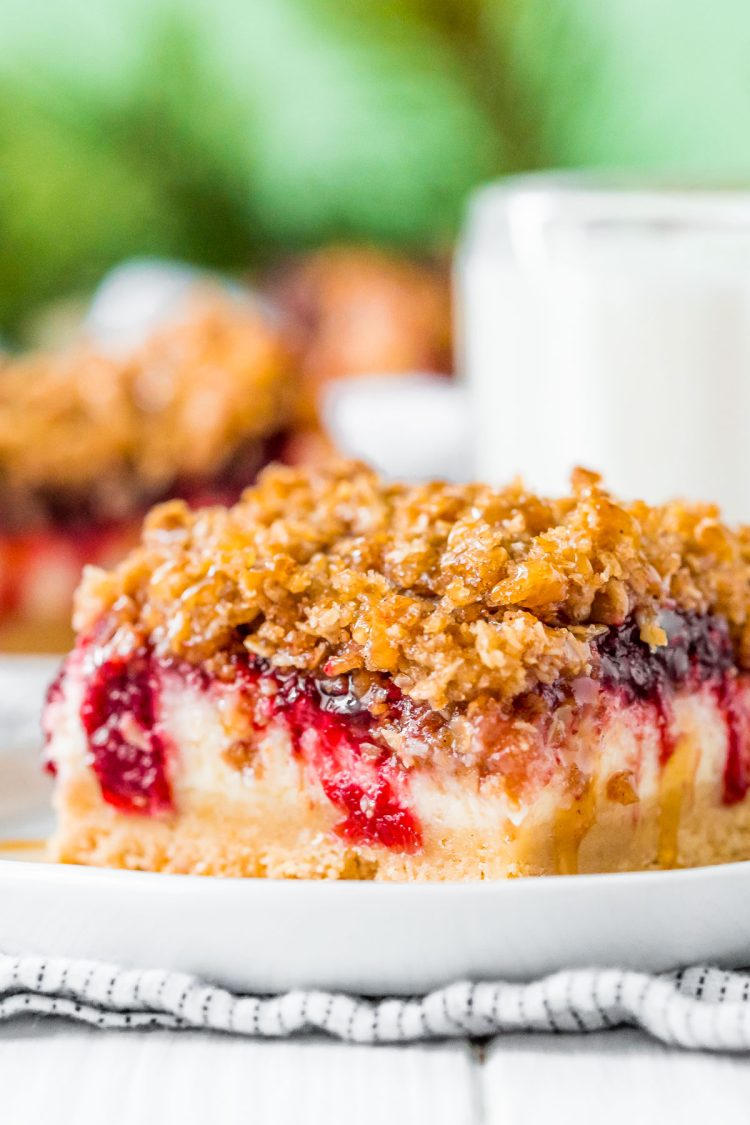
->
[44,462,750,879]
[0,290,292,649]
[269,245,453,466]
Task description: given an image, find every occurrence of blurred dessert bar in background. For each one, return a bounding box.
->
[0,246,454,652]
[0,289,292,651]
[270,245,453,463]
[274,245,452,388]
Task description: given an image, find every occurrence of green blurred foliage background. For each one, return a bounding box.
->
[2,0,750,331]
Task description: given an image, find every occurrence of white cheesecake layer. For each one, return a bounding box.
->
[44,654,744,880]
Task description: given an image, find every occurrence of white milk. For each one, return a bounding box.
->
[458,176,750,520]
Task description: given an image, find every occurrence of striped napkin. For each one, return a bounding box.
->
[3,955,750,1051]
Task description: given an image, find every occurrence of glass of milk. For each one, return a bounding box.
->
[457,174,750,520]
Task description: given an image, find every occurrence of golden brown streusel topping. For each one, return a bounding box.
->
[75,461,750,709]
[0,289,292,494]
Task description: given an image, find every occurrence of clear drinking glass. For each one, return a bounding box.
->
[458,174,750,520]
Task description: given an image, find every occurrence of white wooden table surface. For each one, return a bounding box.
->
[1,1022,749,1123]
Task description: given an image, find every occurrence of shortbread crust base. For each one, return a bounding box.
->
[49,767,750,880]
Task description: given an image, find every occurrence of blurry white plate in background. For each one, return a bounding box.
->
[4,656,750,995]
[323,373,472,482]
[85,258,264,354]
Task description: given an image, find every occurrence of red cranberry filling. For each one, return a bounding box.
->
[0,526,133,626]
[593,612,747,802]
[265,676,421,851]
[593,611,734,698]
[63,642,421,848]
[79,648,173,815]
[719,678,750,806]
[41,667,67,777]
[51,609,750,827]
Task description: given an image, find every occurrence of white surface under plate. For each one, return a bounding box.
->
[3,656,750,995]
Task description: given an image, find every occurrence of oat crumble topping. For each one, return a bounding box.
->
[74,461,750,709]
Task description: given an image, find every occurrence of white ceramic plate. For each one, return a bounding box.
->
[3,657,750,995]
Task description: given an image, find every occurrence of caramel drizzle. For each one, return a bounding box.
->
[657,734,698,869]
[554,778,597,875]
[0,838,47,859]
[552,722,700,875]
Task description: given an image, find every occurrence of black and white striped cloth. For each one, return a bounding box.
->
[3,955,750,1051]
